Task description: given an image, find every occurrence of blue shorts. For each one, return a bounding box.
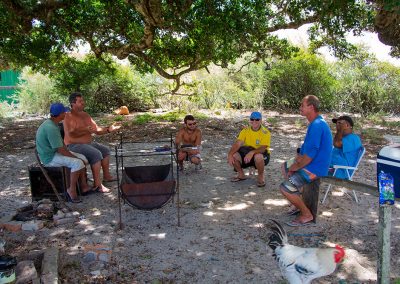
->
[280,159,315,195]
[45,152,87,172]
[67,142,110,165]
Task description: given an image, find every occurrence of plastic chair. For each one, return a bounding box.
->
[321,146,366,204]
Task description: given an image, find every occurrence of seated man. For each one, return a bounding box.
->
[330,115,362,179]
[36,103,91,203]
[175,115,202,170]
[227,111,271,187]
[280,95,332,226]
[63,93,121,193]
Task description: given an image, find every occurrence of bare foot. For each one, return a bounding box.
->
[97,184,111,193]
[294,214,314,224]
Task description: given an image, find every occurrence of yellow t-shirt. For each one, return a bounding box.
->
[237,126,271,153]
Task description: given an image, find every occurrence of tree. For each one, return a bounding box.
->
[0,1,383,93]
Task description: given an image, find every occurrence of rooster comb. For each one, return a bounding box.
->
[334,245,345,263]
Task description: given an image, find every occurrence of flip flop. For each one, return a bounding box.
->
[257,181,266,187]
[285,220,315,227]
[231,177,247,182]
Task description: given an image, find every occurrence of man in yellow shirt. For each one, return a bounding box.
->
[227,112,271,187]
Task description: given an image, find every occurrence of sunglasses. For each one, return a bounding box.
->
[250,118,260,121]
[187,122,197,126]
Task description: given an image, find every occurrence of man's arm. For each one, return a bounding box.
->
[194,129,202,147]
[288,154,313,172]
[333,124,344,148]
[175,129,183,147]
[228,140,244,165]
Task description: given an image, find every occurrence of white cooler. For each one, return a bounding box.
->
[377,145,400,198]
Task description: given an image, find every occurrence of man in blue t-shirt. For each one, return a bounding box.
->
[330,115,362,179]
[280,95,333,226]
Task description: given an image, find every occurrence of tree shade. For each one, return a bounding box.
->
[0,0,394,92]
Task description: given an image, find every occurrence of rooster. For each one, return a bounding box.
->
[268,219,345,284]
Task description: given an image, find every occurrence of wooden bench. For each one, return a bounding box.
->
[302,179,320,223]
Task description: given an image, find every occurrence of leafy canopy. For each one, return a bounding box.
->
[0,0,378,92]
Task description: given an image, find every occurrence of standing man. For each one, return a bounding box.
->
[280,95,332,226]
[175,115,202,170]
[227,111,271,187]
[330,115,362,178]
[63,93,121,193]
[36,103,91,203]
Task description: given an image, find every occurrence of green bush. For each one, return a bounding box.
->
[262,52,336,111]
[15,67,63,114]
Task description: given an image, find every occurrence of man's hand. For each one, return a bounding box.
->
[228,154,235,166]
[108,124,122,133]
[87,125,97,134]
[244,152,254,164]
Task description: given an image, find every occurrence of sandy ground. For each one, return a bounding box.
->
[0,111,399,283]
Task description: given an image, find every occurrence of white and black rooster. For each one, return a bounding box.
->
[268,219,345,284]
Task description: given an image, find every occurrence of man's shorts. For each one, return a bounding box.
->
[280,158,316,195]
[45,152,87,173]
[67,142,110,165]
[238,146,270,169]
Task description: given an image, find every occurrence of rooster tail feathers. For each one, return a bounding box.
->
[268,219,288,250]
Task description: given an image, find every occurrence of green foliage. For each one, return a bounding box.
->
[15,68,63,114]
[51,55,161,113]
[361,128,386,145]
[0,101,14,119]
[133,113,155,125]
[263,52,336,111]
[0,1,375,89]
[331,48,400,114]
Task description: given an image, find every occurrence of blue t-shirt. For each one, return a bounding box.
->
[330,133,362,179]
[300,115,333,177]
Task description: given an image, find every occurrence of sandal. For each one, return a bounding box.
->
[231,176,247,182]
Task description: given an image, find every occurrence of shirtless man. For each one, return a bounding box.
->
[63,93,121,193]
[175,115,202,170]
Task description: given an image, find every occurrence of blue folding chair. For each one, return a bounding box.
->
[322,146,366,204]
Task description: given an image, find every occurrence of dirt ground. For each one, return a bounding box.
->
[0,110,399,283]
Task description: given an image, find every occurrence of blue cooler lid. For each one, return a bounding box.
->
[378,145,400,164]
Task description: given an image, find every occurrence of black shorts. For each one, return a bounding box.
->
[238,146,270,168]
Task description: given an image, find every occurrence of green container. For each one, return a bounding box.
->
[0,70,20,104]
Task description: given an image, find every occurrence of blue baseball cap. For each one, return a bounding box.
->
[250,111,262,120]
[50,103,70,116]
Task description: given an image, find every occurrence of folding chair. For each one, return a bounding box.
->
[321,146,366,204]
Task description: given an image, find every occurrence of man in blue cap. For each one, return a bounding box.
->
[36,103,91,202]
[227,111,271,187]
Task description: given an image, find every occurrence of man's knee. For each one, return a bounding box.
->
[70,158,85,172]
[191,157,200,165]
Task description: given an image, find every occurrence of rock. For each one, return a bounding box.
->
[41,248,58,284]
[22,220,44,231]
[15,260,38,284]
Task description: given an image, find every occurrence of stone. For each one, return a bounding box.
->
[83,252,96,263]
[2,221,23,232]
[54,217,77,225]
[15,260,38,284]
[41,248,58,284]
[98,253,110,262]
[22,220,44,231]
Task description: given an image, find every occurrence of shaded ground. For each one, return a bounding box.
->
[0,110,399,283]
